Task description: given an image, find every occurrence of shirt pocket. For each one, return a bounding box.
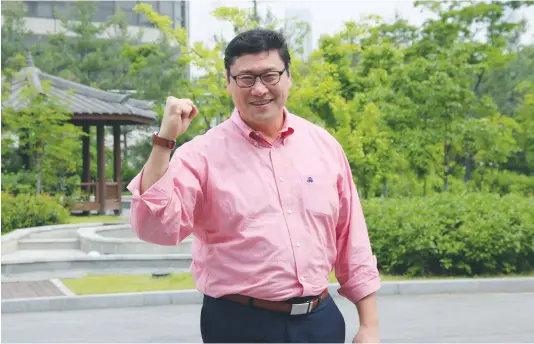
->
[300,174,339,216]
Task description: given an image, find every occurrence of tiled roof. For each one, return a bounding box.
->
[2,64,158,124]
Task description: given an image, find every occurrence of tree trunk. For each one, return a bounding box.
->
[361,172,368,199]
[443,143,450,192]
[21,129,31,170]
[464,153,473,182]
[252,0,259,22]
[382,178,388,197]
[35,158,42,196]
[59,172,65,194]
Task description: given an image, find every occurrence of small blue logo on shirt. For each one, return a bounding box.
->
[307,177,314,183]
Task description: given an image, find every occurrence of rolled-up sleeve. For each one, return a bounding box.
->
[127,141,206,246]
[334,145,381,304]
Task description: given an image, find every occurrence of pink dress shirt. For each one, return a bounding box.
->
[127,108,381,304]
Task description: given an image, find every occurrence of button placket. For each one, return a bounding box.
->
[271,148,290,207]
[270,143,307,286]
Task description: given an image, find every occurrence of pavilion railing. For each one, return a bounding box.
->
[71,181,121,212]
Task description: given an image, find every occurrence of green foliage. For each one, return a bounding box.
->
[1,171,36,195]
[1,0,534,251]
[364,193,534,276]
[2,73,84,196]
[33,1,136,91]
[481,170,534,196]
[298,2,534,196]
[1,1,29,72]
[1,192,69,234]
[124,2,312,143]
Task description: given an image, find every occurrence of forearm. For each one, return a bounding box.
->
[140,145,172,194]
[356,292,379,327]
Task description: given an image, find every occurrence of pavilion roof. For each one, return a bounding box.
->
[2,55,158,125]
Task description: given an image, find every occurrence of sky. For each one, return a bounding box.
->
[187,0,534,51]
[188,0,431,50]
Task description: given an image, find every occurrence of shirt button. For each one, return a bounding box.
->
[303,275,308,279]
[296,242,300,247]
[287,209,292,214]
[279,177,284,182]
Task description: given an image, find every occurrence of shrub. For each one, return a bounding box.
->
[1,192,69,234]
[1,172,36,195]
[363,193,534,277]
[491,171,534,196]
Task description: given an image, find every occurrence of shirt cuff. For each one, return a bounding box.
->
[126,166,175,215]
[337,266,382,304]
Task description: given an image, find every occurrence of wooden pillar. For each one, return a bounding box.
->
[113,124,122,215]
[97,124,106,214]
[82,125,91,215]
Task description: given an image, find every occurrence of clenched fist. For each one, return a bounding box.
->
[158,97,198,140]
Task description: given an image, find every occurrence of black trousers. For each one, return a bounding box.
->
[200,293,346,343]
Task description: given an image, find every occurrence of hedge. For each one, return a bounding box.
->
[363,192,534,277]
[1,190,532,277]
[1,192,69,234]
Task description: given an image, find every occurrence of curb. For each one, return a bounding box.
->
[50,279,76,297]
[1,254,194,275]
[2,278,534,314]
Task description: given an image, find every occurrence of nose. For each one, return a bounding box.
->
[250,79,268,96]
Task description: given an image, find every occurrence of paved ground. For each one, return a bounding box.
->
[3,293,534,343]
[1,281,65,299]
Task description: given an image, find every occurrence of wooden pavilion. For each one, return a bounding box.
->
[3,55,158,214]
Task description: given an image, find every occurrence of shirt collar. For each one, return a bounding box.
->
[230,107,295,143]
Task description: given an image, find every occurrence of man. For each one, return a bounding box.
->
[127,28,381,343]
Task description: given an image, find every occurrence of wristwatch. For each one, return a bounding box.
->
[152,132,176,149]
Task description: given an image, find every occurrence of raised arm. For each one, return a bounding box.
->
[127,97,204,246]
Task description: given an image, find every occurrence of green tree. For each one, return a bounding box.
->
[1,1,30,73]
[123,2,311,142]
[2,69,84,196]
[33,1,135,90]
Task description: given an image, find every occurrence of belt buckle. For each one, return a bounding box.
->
[290,301,312,315]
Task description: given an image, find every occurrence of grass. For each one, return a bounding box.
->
[58,271,434,295]
[61,270,534,296]
[61,272,197,295]
[66,215,125,224]
[62,271,343,295]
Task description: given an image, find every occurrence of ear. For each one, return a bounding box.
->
[226,71,231,92]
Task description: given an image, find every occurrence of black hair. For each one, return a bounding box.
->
[224,28,291,73]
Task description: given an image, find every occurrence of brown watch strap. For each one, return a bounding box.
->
[153,133,176,149]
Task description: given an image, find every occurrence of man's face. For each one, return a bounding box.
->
[226,49,291,124]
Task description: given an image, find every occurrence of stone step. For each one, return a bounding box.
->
[1,251,193,276]
[24,229,81,240]
[18,239,80,251]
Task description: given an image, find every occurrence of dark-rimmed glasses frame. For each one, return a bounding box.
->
[230,68,286,88]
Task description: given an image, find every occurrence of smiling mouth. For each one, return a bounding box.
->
[250,100,273,106]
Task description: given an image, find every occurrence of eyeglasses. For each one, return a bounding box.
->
[230,69,286,88]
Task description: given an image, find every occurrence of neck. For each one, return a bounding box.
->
[243,113,284,143]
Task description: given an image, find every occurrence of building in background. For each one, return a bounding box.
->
[17,1,190,44]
